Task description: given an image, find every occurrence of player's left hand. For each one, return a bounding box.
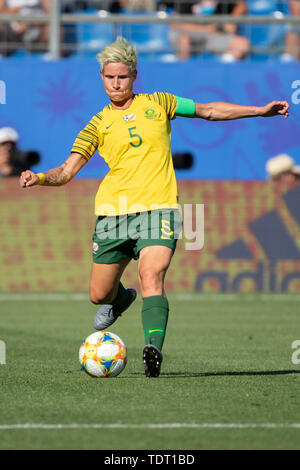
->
[260,100,290,118]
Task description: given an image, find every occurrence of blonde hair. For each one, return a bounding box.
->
[97,37,138,73]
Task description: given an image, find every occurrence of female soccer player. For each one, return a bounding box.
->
[20,37,289,377]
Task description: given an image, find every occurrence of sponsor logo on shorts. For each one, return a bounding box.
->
[160,219,174,240]
[92,242,99,252]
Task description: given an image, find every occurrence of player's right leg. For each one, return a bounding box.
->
[90,259,130,305]
[90,260,137,330]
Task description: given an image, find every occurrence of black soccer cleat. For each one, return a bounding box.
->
[143,344,163,378]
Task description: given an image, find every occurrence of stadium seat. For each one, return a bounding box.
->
[119,11,171,59]
[73,9,115,57]
[244,0,288,58]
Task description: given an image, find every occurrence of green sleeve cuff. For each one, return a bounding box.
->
[175,96,196,117]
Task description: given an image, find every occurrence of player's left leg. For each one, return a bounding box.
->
[138,245,174,377]
[90,259,136,330]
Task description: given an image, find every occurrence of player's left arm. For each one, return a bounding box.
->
[194,100,290,121]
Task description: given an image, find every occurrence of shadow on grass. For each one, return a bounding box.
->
[129,369,300,378]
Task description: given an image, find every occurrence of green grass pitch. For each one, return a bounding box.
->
[0,293,300,450]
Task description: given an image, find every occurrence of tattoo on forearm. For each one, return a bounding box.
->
[44,167,69,186]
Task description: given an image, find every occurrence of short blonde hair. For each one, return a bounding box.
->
[97,37,138,73]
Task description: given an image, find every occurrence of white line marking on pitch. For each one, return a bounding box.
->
[1,423,300,430]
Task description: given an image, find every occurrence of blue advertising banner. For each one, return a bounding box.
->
[0,58,299,179]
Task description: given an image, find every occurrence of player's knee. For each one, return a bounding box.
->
[89,287,115,305]
[139,268,162,292]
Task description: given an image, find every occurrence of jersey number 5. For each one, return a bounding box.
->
[128,127,142,148]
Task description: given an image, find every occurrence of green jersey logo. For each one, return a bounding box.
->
[145,109,158,120]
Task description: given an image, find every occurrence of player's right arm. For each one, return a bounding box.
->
[19,152,87,188]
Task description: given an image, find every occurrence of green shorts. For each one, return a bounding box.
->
[92,209,182,264]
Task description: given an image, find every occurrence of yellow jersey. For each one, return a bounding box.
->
[72,92,179,216]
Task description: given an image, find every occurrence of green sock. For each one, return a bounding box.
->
[112,282,131,310]
[142,295,169,351]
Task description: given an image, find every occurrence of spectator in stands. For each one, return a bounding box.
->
[68,0,156,12]
[282,0,300,61]
[266,154,300,184]
[0,127,40,177]
[119,0,156,10]
[0,0,50,56]
[62,0,156,12]
[61,0,83,12]
[61,1,108,11]
[169,0,250,61]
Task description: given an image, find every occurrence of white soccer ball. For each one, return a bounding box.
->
[79,331,127,378]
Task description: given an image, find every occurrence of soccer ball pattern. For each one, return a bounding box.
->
[79,331,127,378]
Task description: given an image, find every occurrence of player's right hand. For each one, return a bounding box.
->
[19,170,40,188]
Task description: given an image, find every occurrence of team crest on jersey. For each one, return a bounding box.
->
[123,113,136,122]
[145,109,158,120]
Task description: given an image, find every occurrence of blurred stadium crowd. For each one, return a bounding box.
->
[1,3,300,295]
[0,0,299,61]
